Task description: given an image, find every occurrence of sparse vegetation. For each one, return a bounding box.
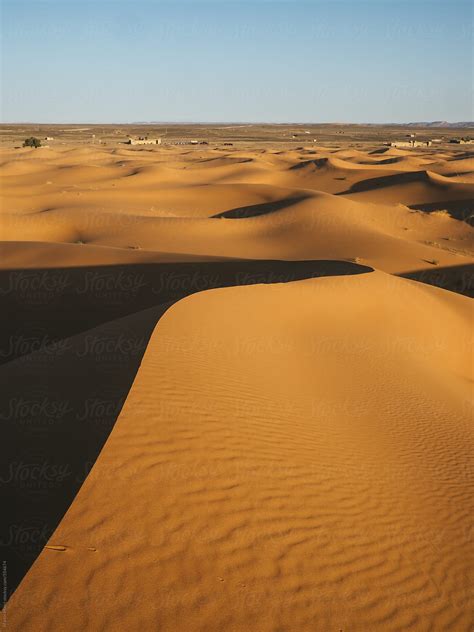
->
[23,137,42,148]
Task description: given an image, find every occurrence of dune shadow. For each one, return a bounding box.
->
[1,258,371,599]
[398,263,474,297]
[369,147,395,155]
[289,158,329,171]
[337,170,430,194]
[337,172,474,223]
[408,200,474,224]
[212,194,310,219]
[449,151,474,161]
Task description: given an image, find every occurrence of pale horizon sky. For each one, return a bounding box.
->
[1,0,473,124]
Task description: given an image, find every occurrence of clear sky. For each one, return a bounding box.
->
[1,0,472,123]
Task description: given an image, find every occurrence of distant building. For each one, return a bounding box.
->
[386,140,432,148]
[126,137,161,145]
[449,138,474,144]
[169,139,209,146]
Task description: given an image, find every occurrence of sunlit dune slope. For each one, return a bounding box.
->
[7,271,473,632]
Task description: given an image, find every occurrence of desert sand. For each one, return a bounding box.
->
[1,132,473,631]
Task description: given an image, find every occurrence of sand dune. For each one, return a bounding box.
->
[6,272,473,631]
[2,141,473,631]
[4,260,367,595]
[341,170,474,222]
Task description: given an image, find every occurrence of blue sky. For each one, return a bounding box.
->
[1,0,472,123]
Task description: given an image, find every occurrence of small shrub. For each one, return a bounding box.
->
[23,137,42,148]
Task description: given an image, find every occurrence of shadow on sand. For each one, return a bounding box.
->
[398,263,474,297]
[408,200,474,224]
[337,170,432,193]
[1,258,371,599]
[212,194,310,219]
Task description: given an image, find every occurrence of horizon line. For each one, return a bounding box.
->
[1,120,473,127]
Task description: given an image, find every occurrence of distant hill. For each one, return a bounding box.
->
[347,122,474,128]
[402,121,474,128]
[129,121,474,128]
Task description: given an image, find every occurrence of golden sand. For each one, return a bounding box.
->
[2,142,473,631]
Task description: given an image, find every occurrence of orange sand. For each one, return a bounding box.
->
[2,143,473,631]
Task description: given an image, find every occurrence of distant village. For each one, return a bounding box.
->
[12,130,474,150]
[124,133,474,149]
[126,136,210,146]
[385,133,474,148]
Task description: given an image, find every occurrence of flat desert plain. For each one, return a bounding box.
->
[1,125,474,631]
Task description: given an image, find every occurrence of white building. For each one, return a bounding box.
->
[386,140,432,148]
[127,137,161,145]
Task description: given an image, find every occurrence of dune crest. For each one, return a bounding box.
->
[6,272,473,631]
